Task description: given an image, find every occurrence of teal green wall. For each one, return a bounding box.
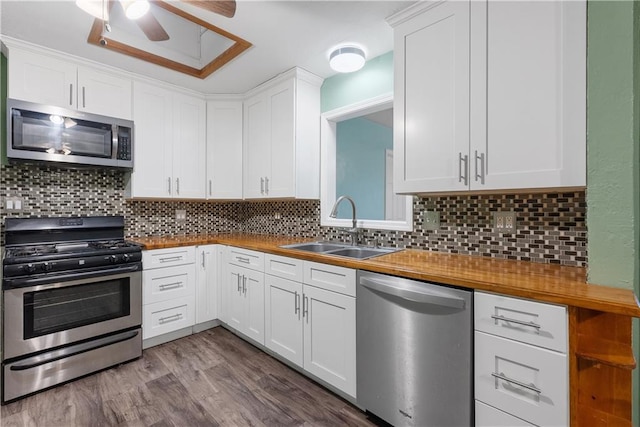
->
[321,51,393,112]
[586,2,640,425]
[335,117,393,220]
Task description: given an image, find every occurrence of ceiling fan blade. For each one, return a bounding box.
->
[136,11,170,41]
[182,0,236,18]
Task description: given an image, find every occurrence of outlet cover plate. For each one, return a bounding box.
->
[493,211,516,232]
[423,211,440,231]
[175,209,186,222]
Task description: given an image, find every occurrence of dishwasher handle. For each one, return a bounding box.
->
[360,276,466,309]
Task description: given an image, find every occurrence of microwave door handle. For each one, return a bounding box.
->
[112,125,119,159]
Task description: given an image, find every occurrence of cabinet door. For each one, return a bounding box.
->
[130,82,173,198]
[243,93,270,198]
[470,0,586,190]
[303,285,356,397]
[244,268,265,345]
[226,264,245,332]
[77,67,132,119]
[265,274,303,367]
[8,48,77,109]
[196,245,220,324]
[173,93,206,199]
[206,100,243,199]
[393,0,470,194]
[266,79,296,198]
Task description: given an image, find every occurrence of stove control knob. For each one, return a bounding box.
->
[42,262,53,272]
[109,255,118,263]
[25,263,36,273]
[122,253,131,262]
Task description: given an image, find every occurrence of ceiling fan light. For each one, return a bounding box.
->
[76,0,109,20]
[122,0,150,20]
[329,46,366,73]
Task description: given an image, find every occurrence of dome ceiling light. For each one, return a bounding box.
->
[329,46,366,73]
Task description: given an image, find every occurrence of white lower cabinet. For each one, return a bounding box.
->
[474,291,568,427]
[226,263,265,345]
[142,247,197,340]
[195,245,223,324]
[264,254,356,398]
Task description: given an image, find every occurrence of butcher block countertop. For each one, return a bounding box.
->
[132,233,640,318]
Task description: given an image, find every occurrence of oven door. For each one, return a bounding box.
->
[3,270,142,360]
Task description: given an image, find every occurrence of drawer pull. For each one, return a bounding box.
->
[491,314,541,330]
[236,256,250,264]
[159,282,182,290]
[159,256,182,263]
[491,371,542,394]
[158,313,182,324]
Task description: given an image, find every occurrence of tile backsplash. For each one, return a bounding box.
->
[1,163,586,267]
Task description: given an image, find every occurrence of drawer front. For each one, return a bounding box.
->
[475,291,567,352]
[143,246,196,269]
[143,295,195,339]
[228,247,264,271]
[475,401,534,427]
[265,254,303,282]
[143,264,195,305]
[303,261,355,297]
[475,331,568,427]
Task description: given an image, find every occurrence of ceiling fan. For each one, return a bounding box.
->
[77,0,237,42]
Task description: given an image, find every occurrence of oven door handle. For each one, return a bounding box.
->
[9,329,140,371]
[3,264,142,289]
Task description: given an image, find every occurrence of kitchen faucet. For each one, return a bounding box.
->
[329,195,361,245]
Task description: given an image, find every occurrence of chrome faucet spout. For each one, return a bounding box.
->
[329,195,360,245]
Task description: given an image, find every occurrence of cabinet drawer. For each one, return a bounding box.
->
[143,295,195,339]
[303,261,355,297]
[265,254,303,282]
[228,247,264,271]
[475,292,567,352]
[143,264,195,305]
[475,401,534,427]
[475,331,568,427]
[143,247,196,269]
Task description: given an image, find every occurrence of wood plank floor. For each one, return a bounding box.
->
[1,327,379,427]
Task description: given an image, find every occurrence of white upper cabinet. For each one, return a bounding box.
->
[243,68,323,199]
[206,99,244,199]
[128,81,206,199]
[8,46,132,119]
[390,0,586,194]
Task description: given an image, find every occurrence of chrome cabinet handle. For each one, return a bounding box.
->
[260,177,265,194]
[265,176,269,194]
[167,177,172,195]
[159,282,182,290]
[69,84,73,106]
[82,86,86,108]
[236,274,241,292]
[158,313,182,324]
[458,152,468,185]
[159,256,181,263]
[176,178,180,195]
[294,291,300,314]
[491,371,542,394]
[209,180,212,196]
[242,275,247,294]
[201,251,205,268]
[303,295,309,320]
[475,150,485,184]
[236,256,250,264]
[491,314,541,330]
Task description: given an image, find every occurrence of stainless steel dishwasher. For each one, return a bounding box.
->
[357,270,473,426]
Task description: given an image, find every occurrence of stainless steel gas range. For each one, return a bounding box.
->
[2,216,143,403]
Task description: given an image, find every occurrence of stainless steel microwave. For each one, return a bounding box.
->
[6,99,134,169]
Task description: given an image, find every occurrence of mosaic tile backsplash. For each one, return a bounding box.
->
[1,163,587,266]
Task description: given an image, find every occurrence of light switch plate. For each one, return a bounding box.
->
[175,209,186,222]
[493,211,516,232]
[423,211,440,231]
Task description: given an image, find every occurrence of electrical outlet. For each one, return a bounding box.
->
[423,211,440,231]
[493,211,516,232]
[175,209,186,222]
[274,212,282,220]
[5,196,24,212]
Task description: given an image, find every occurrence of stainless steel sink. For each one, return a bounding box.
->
[281,241,402,260]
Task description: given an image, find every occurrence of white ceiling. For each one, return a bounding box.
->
[0,0,414,94]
